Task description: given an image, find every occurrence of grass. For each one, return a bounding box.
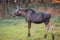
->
[0,17,60,40]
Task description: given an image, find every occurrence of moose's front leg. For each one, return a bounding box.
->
[28,22,31,37]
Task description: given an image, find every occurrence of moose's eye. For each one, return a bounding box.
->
[17,11,21,13]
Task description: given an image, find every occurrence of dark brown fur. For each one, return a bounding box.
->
[12,8,54,40]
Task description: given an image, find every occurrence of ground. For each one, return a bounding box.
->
[0,17,60,40]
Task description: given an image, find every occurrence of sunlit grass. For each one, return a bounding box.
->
[0,18,60,40]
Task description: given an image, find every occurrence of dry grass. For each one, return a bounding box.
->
[37,6,60,16]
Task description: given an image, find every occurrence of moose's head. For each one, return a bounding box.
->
[11,8,26,17]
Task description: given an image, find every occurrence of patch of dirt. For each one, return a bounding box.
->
[34,38,41,40]
[55,24,60,27]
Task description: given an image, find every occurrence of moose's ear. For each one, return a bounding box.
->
[16,9,18,12]
[24,8,29,11]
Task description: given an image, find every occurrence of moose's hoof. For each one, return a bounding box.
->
[44,34,47,38]
[28,34,30,37]
[52,34,54,40]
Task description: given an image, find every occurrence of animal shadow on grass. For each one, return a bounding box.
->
[27,37,45,40]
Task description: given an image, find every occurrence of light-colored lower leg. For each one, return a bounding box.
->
[44,24,49,38]
[50,26,54,40]
[48,23,54,40]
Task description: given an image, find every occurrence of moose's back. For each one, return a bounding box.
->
[26,12,51,24]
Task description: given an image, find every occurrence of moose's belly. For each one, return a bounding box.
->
[33,22,42,24]
[31,17,43,24]
[32,20,43,24]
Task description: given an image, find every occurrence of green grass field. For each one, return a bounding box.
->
[0,17,60,40]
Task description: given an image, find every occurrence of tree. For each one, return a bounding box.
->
[3,0,9,17]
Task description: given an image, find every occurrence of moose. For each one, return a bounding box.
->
[11,8,54,40]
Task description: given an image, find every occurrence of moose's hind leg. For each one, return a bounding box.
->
[44,23,49,38]
[44,23,54,40]
[50,25,54,40]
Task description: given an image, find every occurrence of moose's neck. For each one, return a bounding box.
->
[21,12,27,18]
